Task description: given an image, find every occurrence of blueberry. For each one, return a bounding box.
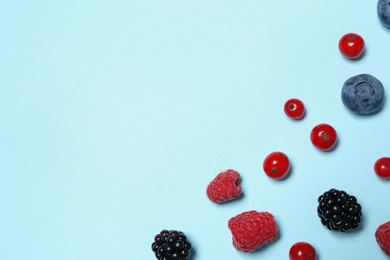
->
[378,0,390,28]
[341,74,384,114]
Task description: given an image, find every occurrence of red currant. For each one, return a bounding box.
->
[338,33,365,59]
[263,152,290,179]
[284,98,305,119]
[289,242,317,260]
[310,124,337,151]
[374,157,390,179]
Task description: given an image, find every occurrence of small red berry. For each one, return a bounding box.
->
[374,157,390,179]
[284,98,305,119]
[289,242,317,260]
[338,33,365,59]
[263,152,291,179]
[310,124,337,151]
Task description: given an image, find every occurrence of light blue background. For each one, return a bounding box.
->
[1,0,390,259]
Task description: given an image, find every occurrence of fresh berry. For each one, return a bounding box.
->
[341,74,384,115]
[338,33,365,59]
[228,210,278,252]
[375,221,390,257]
[206,169,242,204]
[317,188,362,232]
[378,0,390,28]
[375,157,390,179]
[289,242,317,260]
[151,230,192,259]
[284,98,305,119]
[310,124,337,151]
[263,152,291,179]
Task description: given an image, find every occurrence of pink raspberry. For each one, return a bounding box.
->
[206,169,242,204]
[228,211,279,253]
[376,221,390,257]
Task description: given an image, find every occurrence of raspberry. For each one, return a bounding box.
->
[375,221,390,257]
[228,210,279,252]
[206,169,242,204]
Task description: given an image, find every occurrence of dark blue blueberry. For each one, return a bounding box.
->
[341,74,384,114]
[378,0,390,28]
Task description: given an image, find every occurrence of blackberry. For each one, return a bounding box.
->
[151,229,192,260]
[317,188,362,232]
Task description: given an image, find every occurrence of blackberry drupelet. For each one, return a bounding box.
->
[151,230,192,260]
[317,188,362,232]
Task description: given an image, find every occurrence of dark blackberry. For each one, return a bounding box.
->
[317,188,362,232]
[152,230,192,260]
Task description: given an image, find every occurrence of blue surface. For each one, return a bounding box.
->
[1,1,390,259]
